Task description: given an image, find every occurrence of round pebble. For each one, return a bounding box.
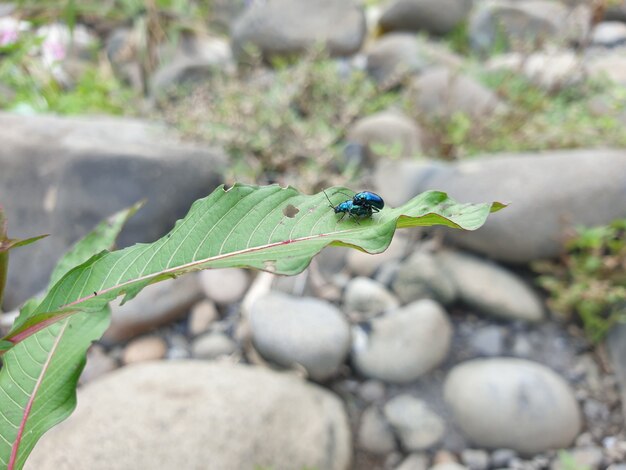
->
[192,332,238,359]
[199,268,250,305]
[250,292,351,381]
[188,300,219,336]
[358,405,398,455]
[384,394,445,451]
[122,336,167,364]
[343,276,399,320]
[352,299,452,383]
[444,358,582,455]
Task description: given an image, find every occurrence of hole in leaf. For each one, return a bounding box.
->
[283,204,299,218]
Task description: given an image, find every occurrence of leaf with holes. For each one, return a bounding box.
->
[0,204,139,470]
[0,184,504,469]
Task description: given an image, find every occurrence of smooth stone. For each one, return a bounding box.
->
[250,292,351,381]
[486,51,585,92]
[199,268,250,305]
[396,453,430,470]
[231,0,366,60]
[373,150,626,263]
[365,33,462,86]
[79,345,118,385]
[460,449,489,470]
[122,336,167,364]
[188,300,219,336]
[26,362,352,470]
[347,110,424,161]
[435,250,544,322]
[103,275,204,343]
[410,67,504,121]
[469,0,578,54]
[384,395,445,451]
[444,358,582,455]
[392,249,458,306]
[591,22,626,47]
[343,276,400,320]
[352,299,452,383]
[379,0,473,36]
[346,232,408,277]
[0,112,224,310]
[358,405,398,455]
[191,332,238,359]
[358,380,387,403]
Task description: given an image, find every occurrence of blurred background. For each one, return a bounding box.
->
[1,0,626,469]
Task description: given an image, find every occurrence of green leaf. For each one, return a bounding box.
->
[0,204,138,470]
[4,184,504,347]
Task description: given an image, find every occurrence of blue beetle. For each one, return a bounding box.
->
[324,190,373,222]
[352,191,384,212]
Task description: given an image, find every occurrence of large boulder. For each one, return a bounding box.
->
[379,0,473,36]
[374,150,626,263]
[0,113,225,309]
[231,0,366,60]
[26,361,352,470]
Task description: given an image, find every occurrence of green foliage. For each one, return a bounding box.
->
[0,184,503,469]
[533,219,626,342]
[165,54,398,186]
[0,30,134,114]
[431,69,626,157]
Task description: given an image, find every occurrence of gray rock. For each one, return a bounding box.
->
[358,380,387,403]
[0,112,224,310]
[490,449,517,468]
[365,34,462,86]
[469,0,575,54]
[343,276,400,320]
[379,0,473,36]
[352,299,452,383]
[435,250,544,322]
[188,300,219,336]
[25,362,352,470]
[469,326,505,356]
[410,67,504,122]
[199,268,250,305]
[122,335,168,364]
[191,332,238,359]
[486,51,585,92]
[384,394,445,451]
[392,249,458,305]
[103,275,204,343]
[150,35,233,97]
[373,150,626,263]
[346,232,409,278]
[358,405,398,455]
[461,449,489,470]
[444,358,582,455]
[591,21,626,47]
[347,110,424,161]
[106,28,144,91]
[250,292,351,380]
[396,453,430,470]
[231,0,366,60]
[606,1,626,22]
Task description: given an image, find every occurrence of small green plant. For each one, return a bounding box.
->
[534,219,626,342]
[0,184,504,469]
[164,52,398,187]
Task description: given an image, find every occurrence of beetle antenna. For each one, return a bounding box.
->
[322,189,334,209]
[333,190,353,199]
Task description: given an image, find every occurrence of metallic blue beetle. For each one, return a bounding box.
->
[324,190,373,222]
[352,191,384,212]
